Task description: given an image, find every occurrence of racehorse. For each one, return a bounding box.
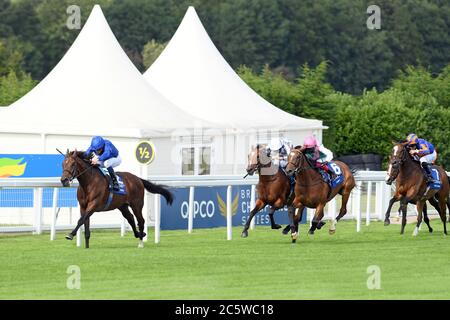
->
[285,147,355,241]
[60,150,174,248]
[385,141,449,235]
[241,144,295,238]
[384,193,450,233]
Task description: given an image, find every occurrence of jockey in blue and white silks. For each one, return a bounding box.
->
[269,137,292,169]
[85,136,122,190]
[406,133,437,183]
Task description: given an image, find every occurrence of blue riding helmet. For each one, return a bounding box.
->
[91,136,105,151]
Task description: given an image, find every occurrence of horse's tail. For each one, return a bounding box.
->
[140,179,174,205]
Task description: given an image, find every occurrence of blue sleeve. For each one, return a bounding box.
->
[98,141,118,161]
[98,145,112,161]
[84,146,93,157]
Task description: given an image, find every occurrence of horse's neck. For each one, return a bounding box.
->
[258,167,280,183]
[76,161,103,190]
[297,157,321,184]
[297,167,321,185]
[398,155,422,185]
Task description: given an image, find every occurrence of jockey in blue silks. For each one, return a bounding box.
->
[85,136,122,191]
[406,133,437,183]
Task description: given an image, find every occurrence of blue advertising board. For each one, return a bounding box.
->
[0,154,64,178]
[160,185,306,230]
[0,154,77,208]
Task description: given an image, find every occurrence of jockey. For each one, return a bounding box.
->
[406,133,437,183]
[301,136,336,179]
[85,136,121,191]
[269,137,292,170]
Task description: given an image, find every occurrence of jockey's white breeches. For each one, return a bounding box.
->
[99,155,122,168]
[420,151,437,164]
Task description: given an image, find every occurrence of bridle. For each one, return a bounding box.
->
[288,149,326,187]
[63,154,93,182]
[388,145,407,180]
[288,150,315,174]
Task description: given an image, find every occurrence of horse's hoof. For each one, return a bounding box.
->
[241,230,248,238]
[317,221,326,229]
[291,232,298,241]
[429,228,433,233]
[308,230,314,236]
[138,241,144,248]
[65,234,73,241]
[282,227,290,235]
[384,219,390,226]
[272,224,282,230]
[329,229,336,235]
[291,239,297,244]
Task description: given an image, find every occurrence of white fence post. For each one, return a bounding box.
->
[366,181,372,226]
[250,184,256,230]
[327,198,336,221]
[154,193,161,244]
[33,187,43,235]
[355,181,362,232]
[50,188,59,240]
[76,203,82,247]
[375,182,383,221]
[188,186,195,233]
[227,185,232,240]
[120,217,126,237]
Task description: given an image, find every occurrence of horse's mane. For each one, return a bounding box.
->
[69,150,90,162]
[294,145,302,150]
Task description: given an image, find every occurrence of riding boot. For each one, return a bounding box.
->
[421,162,434,183]
[107,166,120,191]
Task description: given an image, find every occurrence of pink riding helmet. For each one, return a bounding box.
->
[303,136,318,148]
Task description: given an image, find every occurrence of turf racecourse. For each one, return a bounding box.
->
[0,221,449,299]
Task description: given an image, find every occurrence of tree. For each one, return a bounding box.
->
[0,70,37,105]
[142,39,166,68]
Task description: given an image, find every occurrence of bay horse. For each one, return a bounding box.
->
[285,147,355,241]
[241,144,295,238]
[385,141,449,235]
[60,150,174,248]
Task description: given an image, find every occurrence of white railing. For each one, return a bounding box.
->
[0,171,420,244]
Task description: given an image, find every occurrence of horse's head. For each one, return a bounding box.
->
[60,149,89,187]
[246,144,271,175]
[285,147,305,176]
[385,141,408,185]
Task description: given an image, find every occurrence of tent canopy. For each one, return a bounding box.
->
[144,6,325,132]
[0,5,212,138]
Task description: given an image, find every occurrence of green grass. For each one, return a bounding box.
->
[0,221,449,300]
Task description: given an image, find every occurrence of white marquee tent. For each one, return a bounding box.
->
[144,7,326,173]
[0,5,214,175]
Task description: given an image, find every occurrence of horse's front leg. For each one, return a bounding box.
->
[269,199,284,230]
[384,196,398,226]
[66,202,97,241]
[400,197,409,235]
[241,199,265,238]
[288,206,297,243]
[309,203,325,235]
[413,201,425,237]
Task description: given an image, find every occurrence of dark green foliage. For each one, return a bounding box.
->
[239,63,450,168]
[0,0,448,93]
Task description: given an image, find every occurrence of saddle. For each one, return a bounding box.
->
[411,156,441,189]
[98,167,127,195]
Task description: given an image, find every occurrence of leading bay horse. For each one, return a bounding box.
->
[285,147,355,242]
[60,150,174,248]
[385,141,449,235]
[241,144,295,238]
